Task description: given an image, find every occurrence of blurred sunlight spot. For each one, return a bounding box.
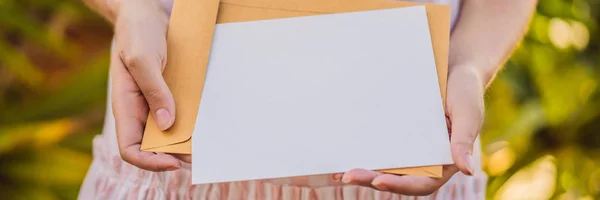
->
[0,119,77,154]
[486,141,515,176]
[481,151,489,172]
[569,21,589,51]
[5,147,93,187]
[579,196,594,200]
[494,155,556,200]
[34,119,76,148]
[556,192,578,200]
[548,18,572,49]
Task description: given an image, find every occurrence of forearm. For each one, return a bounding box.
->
[83,0,121,23]
[83,0,172,24]
[449,0,537,87]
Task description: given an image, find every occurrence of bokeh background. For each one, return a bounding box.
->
[0,0,599,199]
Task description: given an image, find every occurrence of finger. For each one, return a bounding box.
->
[122,145,181,171]
[446,115,452,135]
[446,68,485,176]
[371,165,458,196]
[172,154,191,163]
[339,169,381,187]
[111,50,181,171]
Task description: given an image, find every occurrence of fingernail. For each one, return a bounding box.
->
[332,173,343,182]
[341,174,352,184]
[464,153,474,176]
[166,161,183,171]
[155,108,173,131]
[371,180,388,191]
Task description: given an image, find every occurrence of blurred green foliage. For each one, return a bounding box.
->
[483,0,600,199]
[0,0,599,199]
[0,0,112,199]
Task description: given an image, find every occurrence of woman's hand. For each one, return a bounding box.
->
[331,0,538,193]
[110,0,183,171]
[333,65,485,196]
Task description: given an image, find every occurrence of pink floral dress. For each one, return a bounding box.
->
[78,0,488,199]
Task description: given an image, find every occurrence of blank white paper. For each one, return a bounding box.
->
[192,6,452,184]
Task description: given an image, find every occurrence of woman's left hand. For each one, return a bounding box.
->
[333,65,485,196]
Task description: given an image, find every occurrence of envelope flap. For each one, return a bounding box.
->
[220,0,431,14]
[378,165,442,178]
[141,0,221,151]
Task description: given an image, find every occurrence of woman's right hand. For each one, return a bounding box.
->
[109,0,184,171]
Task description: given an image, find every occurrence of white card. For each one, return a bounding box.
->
[192,6,452,184]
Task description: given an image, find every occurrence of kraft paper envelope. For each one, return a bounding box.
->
[192,6,453,184]
[141,0,451,178]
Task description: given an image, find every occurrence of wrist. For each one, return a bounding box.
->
[448,62,488,89]
[114,0,170,24]
[449,51,503,88]
[107,0,121,21]
[115,0,169,16]
[82,0,121,23]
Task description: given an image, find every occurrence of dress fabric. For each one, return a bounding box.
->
[78,0,489,199]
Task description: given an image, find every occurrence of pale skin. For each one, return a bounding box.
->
[83,0,537,196]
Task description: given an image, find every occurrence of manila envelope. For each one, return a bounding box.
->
[141,0,451,178]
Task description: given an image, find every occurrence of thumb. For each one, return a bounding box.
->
[447,68,485,176]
